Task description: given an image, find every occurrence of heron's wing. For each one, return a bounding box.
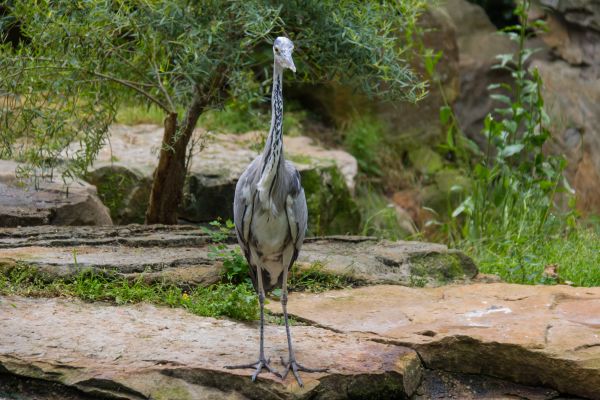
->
[233,157,260,274]
[285,167,308,267]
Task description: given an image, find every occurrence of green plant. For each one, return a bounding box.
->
[202,219,251,285]
[344,116,385,177]
[286,261,360,293]
[356,186,414,240]
[451,0,570,242]
[0,264,259,321]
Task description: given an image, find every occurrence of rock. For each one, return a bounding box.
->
[0,160,112,227]
[532,59,600,215]
[87,125,360,234]
[0,225,478,289]
[443,0,518,148]
[375,5,460,147]
[268,284,600,399]
[0,296,422,400]
[416,369,560,400]
[540,0,600,32]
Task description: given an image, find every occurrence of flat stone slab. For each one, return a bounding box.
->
[0,296,422,400]
[0,225,478,288]
[267,284,600,399]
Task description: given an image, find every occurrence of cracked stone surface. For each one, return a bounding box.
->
[0,225,478,288]
[0,296,421,400]
[266,284,600,399]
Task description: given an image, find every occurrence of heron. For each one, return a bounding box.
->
[225,37,325,386]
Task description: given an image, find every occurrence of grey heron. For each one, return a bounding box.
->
[225,37,325,386]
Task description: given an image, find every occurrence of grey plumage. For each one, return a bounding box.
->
[226,36,324,387]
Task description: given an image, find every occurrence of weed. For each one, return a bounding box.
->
[0,265,259,321]
[287,261,360,293]
[202,219,251,285]
[429,1,600,287]
[356,186,414,240]
[343,116,384,177]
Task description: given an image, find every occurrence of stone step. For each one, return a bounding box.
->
[0,296,421,400]
[0,225,478,288]
[266,283,600,399]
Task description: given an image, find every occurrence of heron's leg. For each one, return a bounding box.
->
[280,262,327,387]
[225,267,280,380]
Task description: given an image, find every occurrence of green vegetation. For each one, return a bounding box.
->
[1,0,427,224]
[344,116,385,177]
[463,228,600,286]
[356,187,413,241]
[116,104,166,126]
[202,219,251,285]
[0,265,259,321]
[436,0,600,287]
[288,261,360,293]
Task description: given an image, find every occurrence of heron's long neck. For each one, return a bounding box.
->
[256,63,284,210]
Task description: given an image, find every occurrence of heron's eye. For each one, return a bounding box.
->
[275,47,280,53]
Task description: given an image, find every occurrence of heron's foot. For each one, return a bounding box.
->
[280,357,327,387]
[224,358,281,381]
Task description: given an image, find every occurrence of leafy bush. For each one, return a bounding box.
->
[344,116,385,177]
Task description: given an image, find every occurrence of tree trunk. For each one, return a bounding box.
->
[145,96,205,224]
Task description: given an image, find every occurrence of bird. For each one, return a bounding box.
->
[225,36,325,387]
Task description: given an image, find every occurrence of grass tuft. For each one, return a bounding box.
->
[287,261,361,293]
[115,104,165,125]
[0,266,259,321]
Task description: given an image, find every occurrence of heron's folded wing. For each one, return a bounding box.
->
[233,158,260,261]
[286,168,308,261]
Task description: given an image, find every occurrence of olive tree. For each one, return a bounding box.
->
[0,0,427,224]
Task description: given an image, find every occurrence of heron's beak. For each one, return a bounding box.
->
[284,53,296,73]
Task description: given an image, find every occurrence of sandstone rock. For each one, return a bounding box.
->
[268,284,600,399]
[0,160,112,227]
[87,125,360,234]
[443,0,518,148]
[0,225,478,289]
[540,0,600,32]
[533,59,600,215]
[0,296,422,400]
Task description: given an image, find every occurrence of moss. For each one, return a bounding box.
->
[408,147,443,175]
[300,164,361,235]
[85,166,144,224]
[409,252,478,286]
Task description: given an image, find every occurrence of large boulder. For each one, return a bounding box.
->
[269,284,600,399]
[443,0,517,148]
[86,125,360,234]
[532,2,600,215]
[0,160,112,227]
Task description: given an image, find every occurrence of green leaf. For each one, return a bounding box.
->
[439,105,452,125]
[498,144,525,158]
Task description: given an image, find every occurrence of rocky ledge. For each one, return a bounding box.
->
[0,225,597,399]
[1,284,597,399]
[268,284,600,399]
[0,225,478,288]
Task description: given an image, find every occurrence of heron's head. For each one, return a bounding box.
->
[273,37,295,73]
